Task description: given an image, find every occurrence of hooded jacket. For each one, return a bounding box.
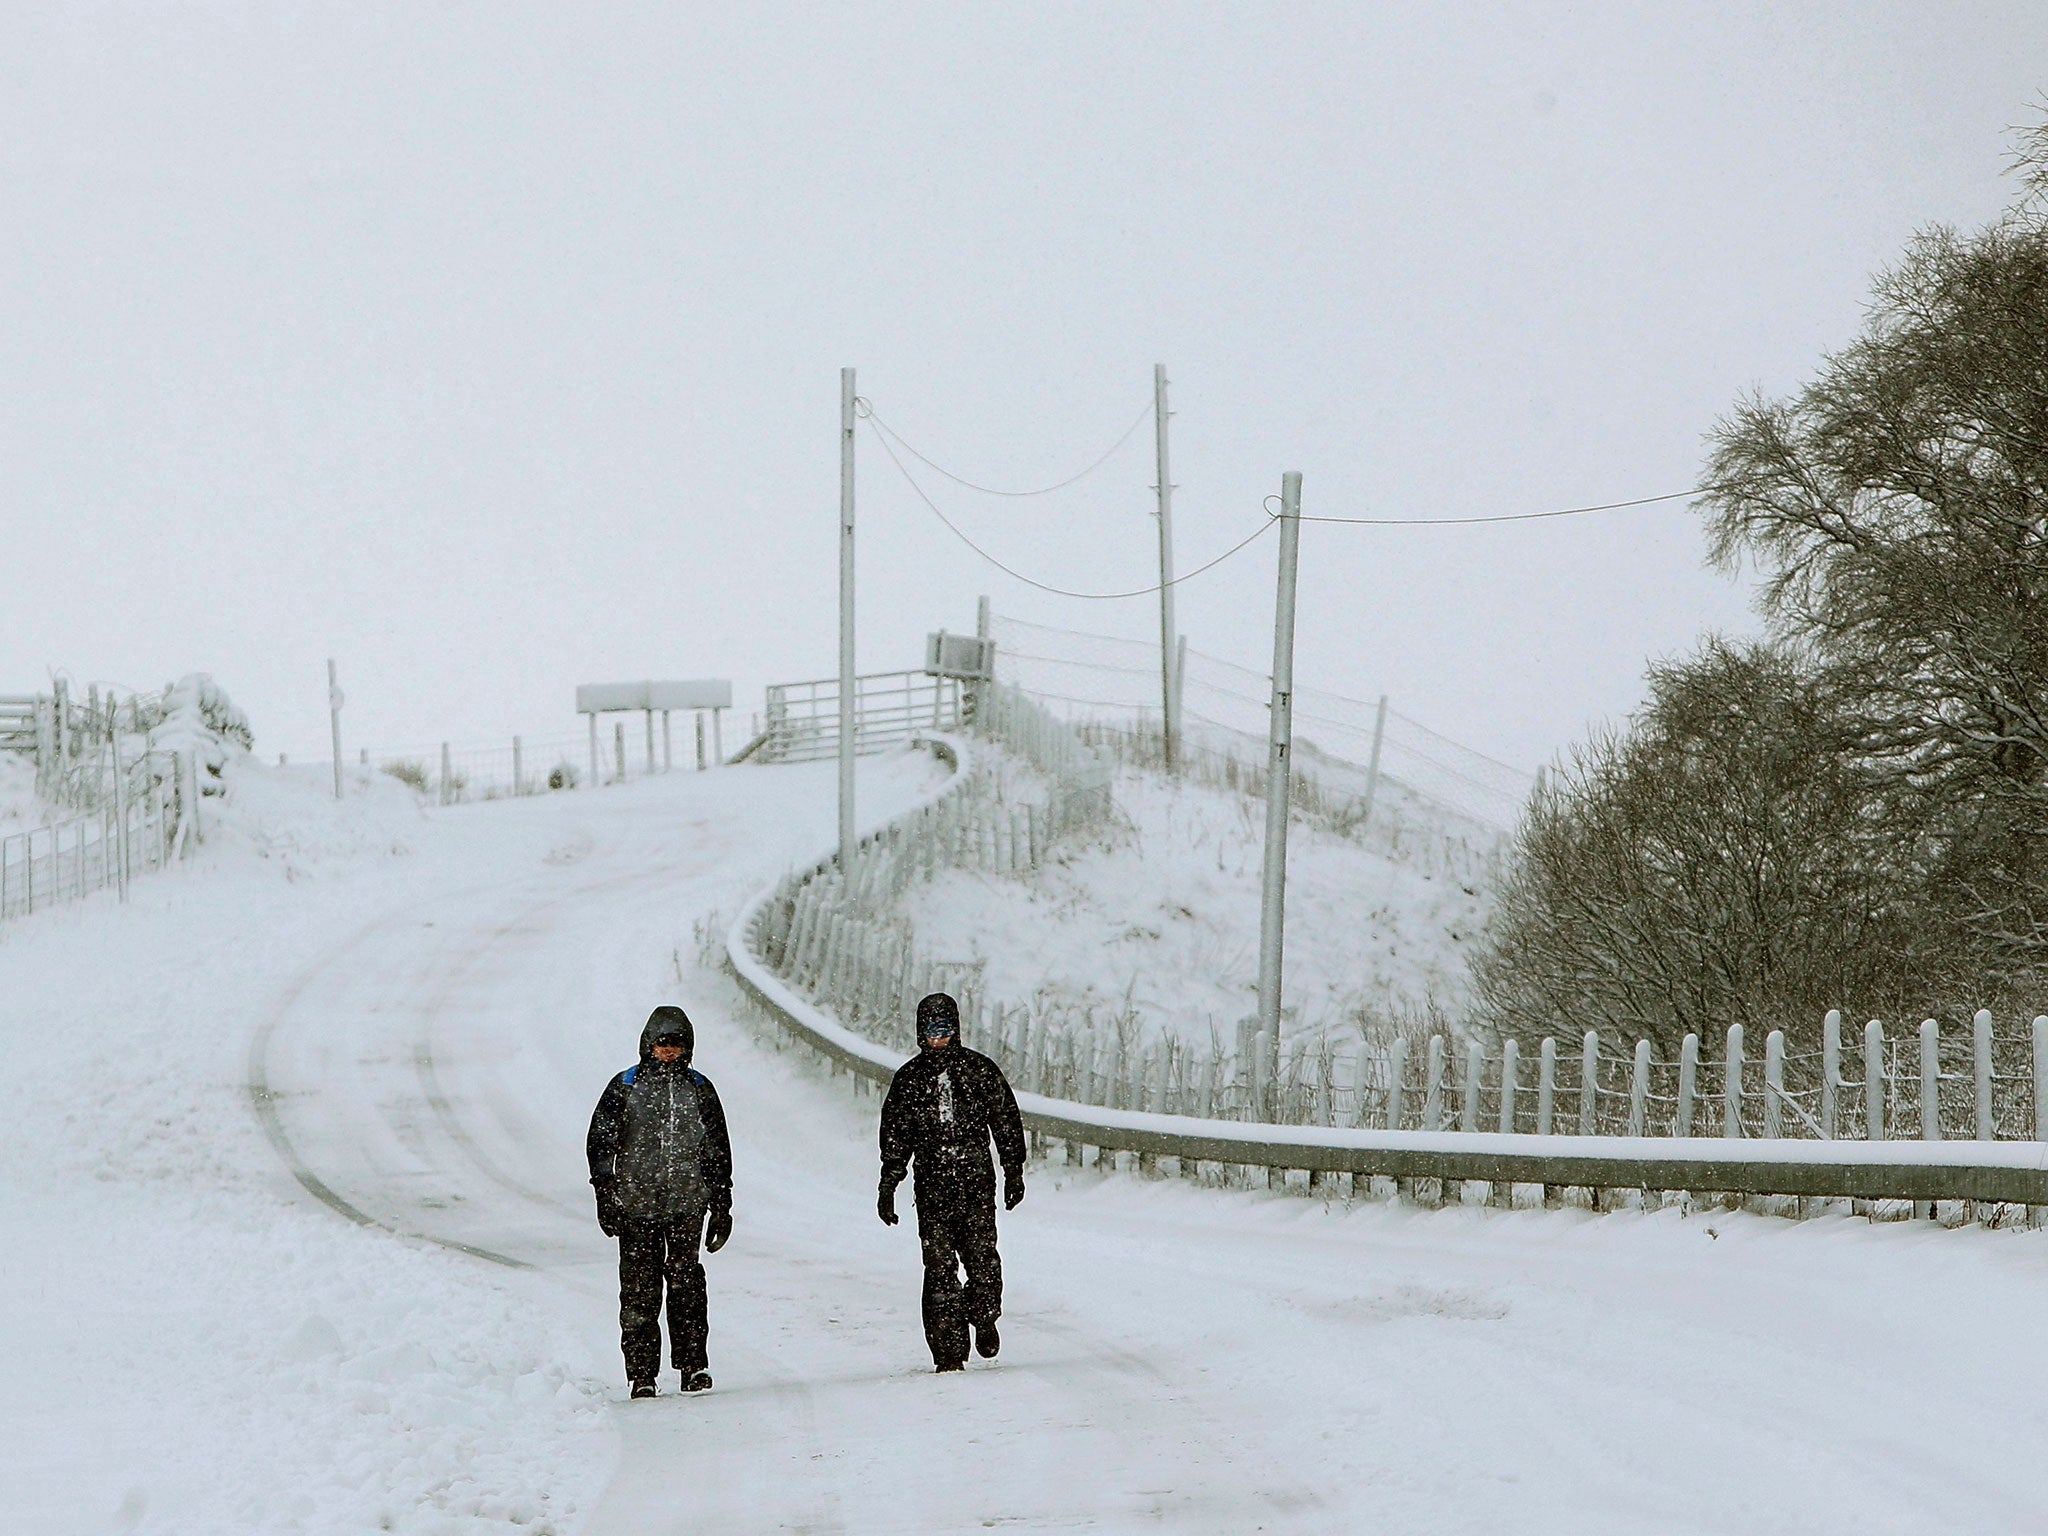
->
[879,1033,1026,1196]
[587,1007,733,1223]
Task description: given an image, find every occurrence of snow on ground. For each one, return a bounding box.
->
[12,736,2048,1535]
[901,763,1491,1046]
[0,746,945,1535]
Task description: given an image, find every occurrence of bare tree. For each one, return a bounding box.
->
[1475,641,1946,1056]
[1697,147,2048,990]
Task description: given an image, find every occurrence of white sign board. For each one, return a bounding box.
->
[925,632,996,682]
[577,679,733,714]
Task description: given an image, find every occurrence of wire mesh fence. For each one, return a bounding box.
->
[988,611,1535,833]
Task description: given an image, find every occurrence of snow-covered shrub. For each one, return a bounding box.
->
[382,759,432,794]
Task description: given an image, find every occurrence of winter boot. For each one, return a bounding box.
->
[934,1359,965,1373]
[630,1380,658,1399]
[682,1369,714,1393]
[973,1321,1000,1358]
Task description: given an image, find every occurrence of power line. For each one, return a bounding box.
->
[862,415,1276,600]
[855,396,1154,499]
[1275,487,1706,527]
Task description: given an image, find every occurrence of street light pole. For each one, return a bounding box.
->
[1255,471,1303,1116]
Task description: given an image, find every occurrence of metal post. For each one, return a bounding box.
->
[1362,694,1388,829]
[839,365,858,880]
[1254,471,1302,1112]
[663,711,673,772]
[587,712,598,790]
[712,708,724,765]
[615,721,626,785]
[645,708,656,775]
[696,712,707,771]
[327,659,344,800]
[1152,364,1179,772]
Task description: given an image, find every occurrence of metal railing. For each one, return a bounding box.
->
[758,671,967,764]
[1,772,179,922]
[726,719,2048,1220]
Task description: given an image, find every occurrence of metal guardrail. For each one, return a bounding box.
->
[726,738,2048,1214]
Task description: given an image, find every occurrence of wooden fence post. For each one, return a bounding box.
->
[1723,1024,1744,1138]
[1764,1030,1785,1139]
[1628,1039,1651,1138]
[1865,1019,1886,1144]
[1536,1038,1556,1136]
[1919,1017,1941,1221]
[1423,1036,1446,1131]
[1973,1010,1994,1141]
[1822,1010,1841,1141]
[1577,1031,1598,1137]
[1461,1040,1483,1134]
[2033,1016,2048,1227]
[1498,1039,1520,1134]
[1383,1036,1408,1132]
[1677,1033,1699,1137]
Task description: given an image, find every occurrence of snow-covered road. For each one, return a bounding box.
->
[253,756,2048,1535]
[13,751,2048,1534]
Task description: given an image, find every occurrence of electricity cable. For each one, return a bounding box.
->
[1266,487,1706,527]
[861,414,1276,600]
[855,396,1154,499]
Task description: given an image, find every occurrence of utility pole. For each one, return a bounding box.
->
[1152,364,1180,771]
[1255,470,1303,1118]
[839,366,858,882]
[327,659,344,801]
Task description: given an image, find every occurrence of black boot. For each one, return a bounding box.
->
[934,1359,965,1373]
[973,1320,1001,1358]
[682,1369,714,1393]
[630,1380,658,1399]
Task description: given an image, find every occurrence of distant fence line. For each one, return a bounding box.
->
[725,687,2048,1222]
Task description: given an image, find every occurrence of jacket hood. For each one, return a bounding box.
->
[915,992,960,1049]
[640,1006,694,1068]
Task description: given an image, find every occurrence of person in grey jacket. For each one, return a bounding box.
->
[587,1006,733,1397]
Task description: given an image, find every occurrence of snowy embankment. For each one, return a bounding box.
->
[900,760,1491,1046]
[0,754,616,1535]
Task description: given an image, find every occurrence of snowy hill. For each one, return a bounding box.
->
[899,753,1495,1049]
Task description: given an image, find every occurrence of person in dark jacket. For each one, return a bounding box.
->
[587,1005,733,1398]
[878,992,1027,1372]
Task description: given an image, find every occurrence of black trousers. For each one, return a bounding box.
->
[914,1166,1003,1366]
[618,1208,708,1383]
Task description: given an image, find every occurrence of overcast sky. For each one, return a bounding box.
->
[5,4,2044,772]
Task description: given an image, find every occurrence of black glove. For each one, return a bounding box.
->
[878,1182,900,1226]
[705,1201,733,1254]
[592,1178,621,1238]
[1004,1170,1025,1211]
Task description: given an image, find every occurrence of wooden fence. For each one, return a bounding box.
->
[726,699,2048,1220]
